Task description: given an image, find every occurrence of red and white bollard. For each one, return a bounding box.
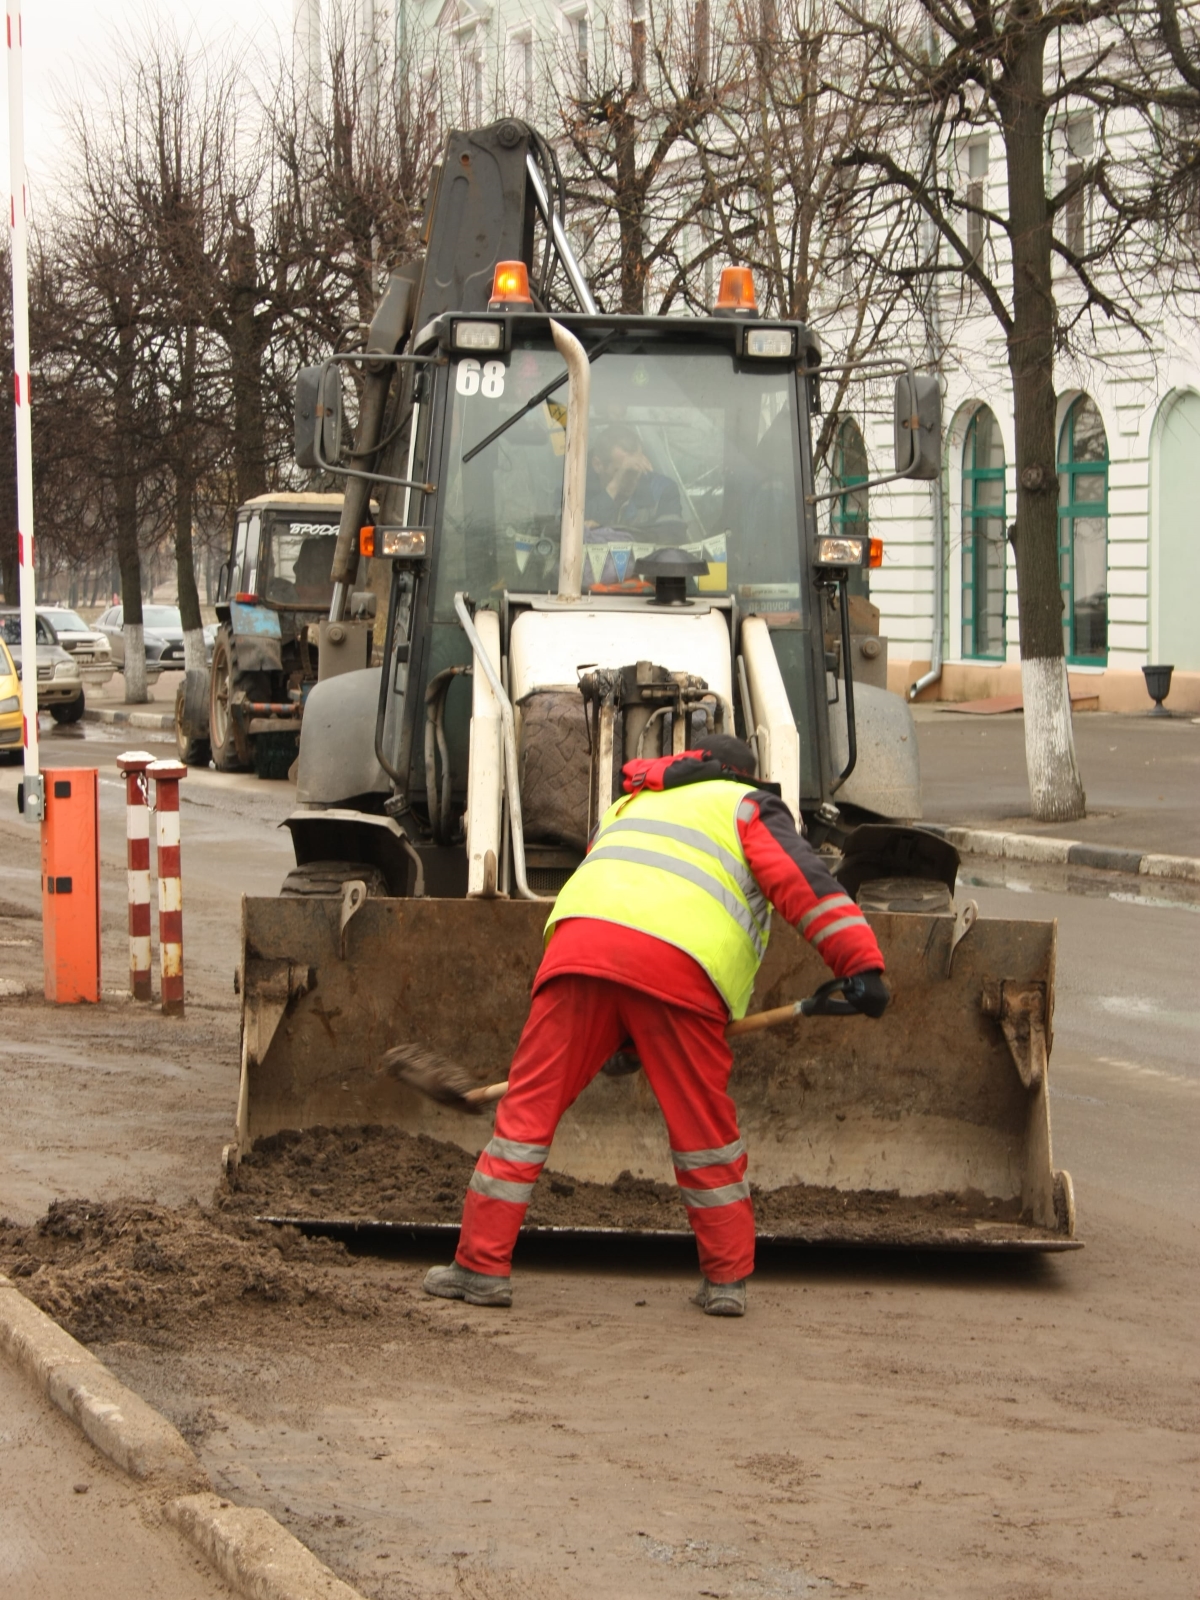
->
[148,759,187,1015]
[116,750,155,1001]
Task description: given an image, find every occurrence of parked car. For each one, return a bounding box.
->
[37,605,115,686]
[0,636,21,758]
[0,608,85,722]
[93,605,217,671]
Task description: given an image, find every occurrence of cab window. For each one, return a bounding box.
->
[434,342,806,625]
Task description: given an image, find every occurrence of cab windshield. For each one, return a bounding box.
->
[260,517,340,606]
[433,341,807,625]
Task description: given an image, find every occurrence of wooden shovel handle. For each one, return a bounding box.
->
[725,1001,805,1039]
[464,1080,509,1105]
[466,1000,810,1104]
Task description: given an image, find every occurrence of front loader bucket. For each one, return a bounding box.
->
[232,896,1076,1250]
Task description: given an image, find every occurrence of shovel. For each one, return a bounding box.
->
[379,975,869,1114]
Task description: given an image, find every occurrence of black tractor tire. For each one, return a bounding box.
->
[174,673,212,766]
[209,627,251,772]
[50,691,86,725]
[279,860,389,899]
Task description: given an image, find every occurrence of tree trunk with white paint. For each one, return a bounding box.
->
[183,628,207,676]
[123,622,148,703]
[998,19,1086,822]
[1020,656,1085,820]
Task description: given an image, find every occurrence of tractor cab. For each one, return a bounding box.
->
[176,493,370,776]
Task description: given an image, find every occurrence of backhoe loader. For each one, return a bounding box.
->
[228,119,1076,1249]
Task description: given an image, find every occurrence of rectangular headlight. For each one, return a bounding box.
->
[380,527,428,559]
[453,320,502,352]
[745,327,796,359]
[815,535,868,567]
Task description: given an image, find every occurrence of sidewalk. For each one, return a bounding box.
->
[80,671,176,730]
[913,706,1200,860]
[0,1358,233,1599]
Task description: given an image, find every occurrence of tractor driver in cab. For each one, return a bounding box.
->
[586,423,683,532]
[290,534,338,607]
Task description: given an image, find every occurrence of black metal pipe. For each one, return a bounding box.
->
[423,664,469,843]
[830,578,858,795]
[374,566,406,787]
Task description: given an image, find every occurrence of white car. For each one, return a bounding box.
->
[37,606,115,687]
[0,609,85,722]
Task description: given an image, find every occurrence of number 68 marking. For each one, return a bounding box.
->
[456,358,506,398]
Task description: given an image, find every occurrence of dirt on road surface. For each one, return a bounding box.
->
[1,1174,1195,1599]
[1,736,1198,1597]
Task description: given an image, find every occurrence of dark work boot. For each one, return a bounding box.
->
[423,1262,513,1307]
[691,1277,747,1317]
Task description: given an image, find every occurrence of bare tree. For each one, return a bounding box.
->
[549,1,721,313]
[54,86,165,701]
[836,0,1200,820]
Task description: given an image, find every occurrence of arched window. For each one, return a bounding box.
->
[1058,396,1109,663]
[961,406,1006,660]
[832,417,869,599]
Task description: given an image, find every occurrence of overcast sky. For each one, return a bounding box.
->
[2,0,293,198]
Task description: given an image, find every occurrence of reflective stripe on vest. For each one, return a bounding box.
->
[546,780,769,1019]
[601,817,771,928]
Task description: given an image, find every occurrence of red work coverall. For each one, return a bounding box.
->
[454,751,886,1284]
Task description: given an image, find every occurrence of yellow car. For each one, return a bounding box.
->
[0,636,21,761]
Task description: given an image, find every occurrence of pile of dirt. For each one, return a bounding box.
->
[0,1197,398,1346]
[218,1125,685,1231]
[217,1124,1036,1243]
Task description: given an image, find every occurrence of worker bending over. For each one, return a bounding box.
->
[425,734,889,1317]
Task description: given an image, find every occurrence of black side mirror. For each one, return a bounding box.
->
[893,372,941,481]
[294,364,344,471]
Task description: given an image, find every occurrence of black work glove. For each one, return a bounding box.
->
[844,969,891,1019]
[601,1043,642,1076]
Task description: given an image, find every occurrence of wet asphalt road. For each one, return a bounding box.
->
[4,718,295,905]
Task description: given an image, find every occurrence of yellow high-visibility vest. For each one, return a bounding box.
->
[545,780,772,1018]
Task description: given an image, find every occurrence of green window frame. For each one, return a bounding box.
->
[1057,396,1109,665]
[961,406,1007,660]
[831,416,869,600]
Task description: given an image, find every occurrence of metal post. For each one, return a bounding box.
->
[116,750,155,1000]
[6,0,42,822]
[525,154,598,315]
[549,320,590,600]
[148,759,187,1015]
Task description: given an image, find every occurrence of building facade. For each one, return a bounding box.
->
[329,0,1200,712]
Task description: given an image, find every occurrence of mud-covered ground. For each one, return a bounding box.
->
[0,1198,391,1347]
[219,1123,1040,1245]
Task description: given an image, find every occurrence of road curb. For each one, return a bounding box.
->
[83,706,174,730]
[0,1275,368,1600]
[167,1495,367,1600]
[0,1276,206,1491]
[923,824,1200,883]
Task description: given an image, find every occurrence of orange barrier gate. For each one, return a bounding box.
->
[40,767,100,1004]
